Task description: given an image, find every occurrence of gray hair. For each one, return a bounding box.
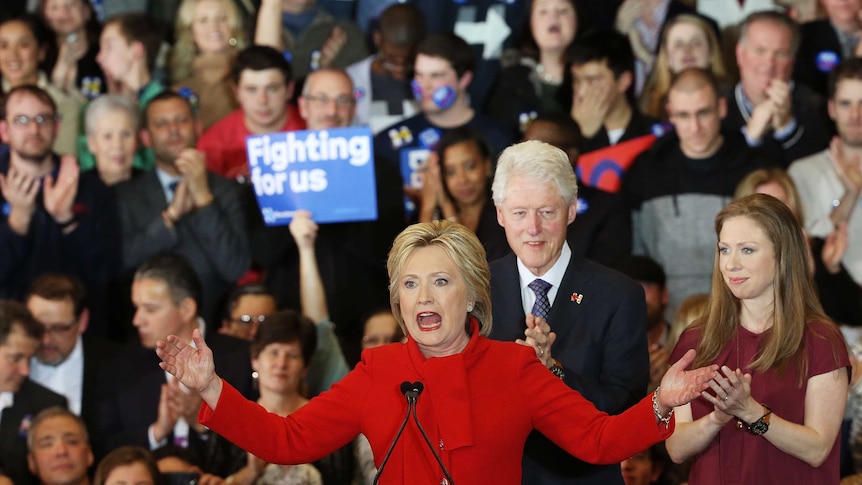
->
[491,140,578,206]
[27,407,89,451]
[301,68,354,96]
[84,94,140,136]
[738,10,800,57]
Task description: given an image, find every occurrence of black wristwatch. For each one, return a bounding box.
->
[549,359,565,379]
[741,404,772,436]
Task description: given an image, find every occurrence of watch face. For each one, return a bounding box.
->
[749,420,769,435]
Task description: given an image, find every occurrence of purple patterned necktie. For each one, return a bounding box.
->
[528,279,552,320]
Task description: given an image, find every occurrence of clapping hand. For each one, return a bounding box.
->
[43,155,80,227]
[700,366,765,425]
[518,313,557,368]
[0,165,40,234]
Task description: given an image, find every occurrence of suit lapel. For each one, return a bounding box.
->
[547,256,594,342]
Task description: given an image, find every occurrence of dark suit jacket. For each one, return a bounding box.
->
[115,170,250,325]
[0,380,67,485]
[794,20,843,97]
[99,331,255,453]
[567,185,632,268]
[489,253,648,485]
[722,83,833,167]
[79,336,121,460]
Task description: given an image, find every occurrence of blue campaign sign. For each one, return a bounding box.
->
[246,126,377,225]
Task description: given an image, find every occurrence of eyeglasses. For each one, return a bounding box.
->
[42,320,78,335]
[231,314,267,325]
[303,93,355,107]
[7,114,60,128]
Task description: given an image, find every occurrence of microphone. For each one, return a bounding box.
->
[401,381,424,404]
[407,383,455,485]
[373,381,419,484]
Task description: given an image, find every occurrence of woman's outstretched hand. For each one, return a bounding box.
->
[156,329,223,409]
[657,349,718,413]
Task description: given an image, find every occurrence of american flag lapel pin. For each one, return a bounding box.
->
[570,292,584,304]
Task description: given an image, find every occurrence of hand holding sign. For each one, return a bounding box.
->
[289,210,318,250]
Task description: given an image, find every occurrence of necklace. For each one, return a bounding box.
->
[535,64,562,85]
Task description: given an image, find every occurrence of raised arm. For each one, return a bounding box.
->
[290,210,326,323]
[254,0,283,50]
[289,210,350,394]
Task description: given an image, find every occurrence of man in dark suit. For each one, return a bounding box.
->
[0,301,67,485]
[115,91,250,326]
[24,274,118,461]
[793,0,862,97]
[99,254,254,456]
[488,140,648,485]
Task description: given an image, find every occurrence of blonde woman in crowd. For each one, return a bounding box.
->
[169,0,248,129]
[640,14,727,120]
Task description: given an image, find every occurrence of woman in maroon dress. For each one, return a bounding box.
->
[667,194,851,484]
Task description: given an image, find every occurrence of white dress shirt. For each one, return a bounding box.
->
[30,336,84,415]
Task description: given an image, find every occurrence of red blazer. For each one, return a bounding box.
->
[201,319,672,484]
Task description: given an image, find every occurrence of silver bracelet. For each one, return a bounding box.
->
[652,386,674,428]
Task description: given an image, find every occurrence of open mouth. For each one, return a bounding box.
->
[417,312,442,332]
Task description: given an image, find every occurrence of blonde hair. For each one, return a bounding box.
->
[733,167,804,222]
[169,0,247,83]
[693,194,839,384]
[668,293,709,352]
[387,221,492,337]
[640,14,727,120]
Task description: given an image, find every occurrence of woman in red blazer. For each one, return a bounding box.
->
[157,220,716,484]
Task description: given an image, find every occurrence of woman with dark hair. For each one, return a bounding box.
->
[94,446,164,485]
[211,309,350,484]
[485,0,576,133]
[667,194,851,484]
[0,13,84,155]
[417,127,509,261]
[37,0,106,100]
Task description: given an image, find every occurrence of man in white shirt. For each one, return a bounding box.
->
[789,58,862,287]
[98,254,254,455]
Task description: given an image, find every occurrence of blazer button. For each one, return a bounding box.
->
[439,439,444,451]
[440,479,449,485]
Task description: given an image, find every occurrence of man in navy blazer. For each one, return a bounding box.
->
[98,254,254,456]
[488,141,649,485]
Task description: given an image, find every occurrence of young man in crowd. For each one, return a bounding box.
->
[197,45,306,181]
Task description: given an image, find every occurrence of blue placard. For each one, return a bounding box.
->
[246,126,377,225]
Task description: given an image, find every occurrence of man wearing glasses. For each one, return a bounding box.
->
[0,85,120,339]
[25,274,118,460]
[259,68,404,366]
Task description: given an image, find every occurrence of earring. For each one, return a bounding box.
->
[467,303,474,312]
[229,37,238,47]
